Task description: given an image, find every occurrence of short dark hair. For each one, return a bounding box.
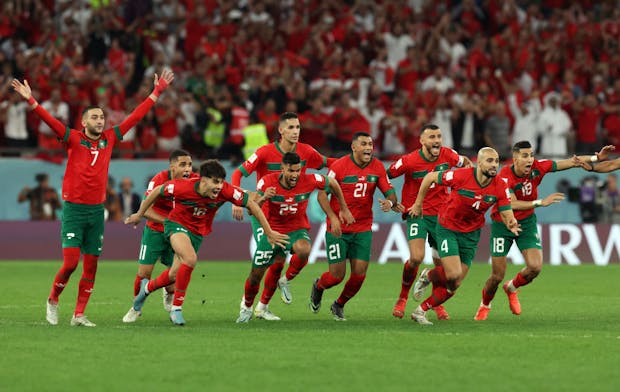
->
[169,149,191,163]
[282,152,301,166]
[420,124,440,134]
[279,112,298,124]
[512,140,532,152]
[81,105,102,117]
[35,173,48,183]
[199,159,226,179]
[352,132,371,142]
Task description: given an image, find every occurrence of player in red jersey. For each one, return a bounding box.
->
[389,124,472,320]
[309,132,402,320]
[122,150,195,322]
[236,152,353,323]
[231,112,333,305]
[12,70,174,327]
[409,147,521,325]
[125,160,289,325]
[474,141,615,320]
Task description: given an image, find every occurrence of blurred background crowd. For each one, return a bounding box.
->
[1,0,620,164]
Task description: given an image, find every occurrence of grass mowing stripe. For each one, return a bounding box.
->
[0,261,618,392]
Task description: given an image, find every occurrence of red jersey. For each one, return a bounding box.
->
[491,160,557,222]
[437,167,512,233]
[145,170,200,232]
[257,172,327,233]
[162,178,248,236]
[326,155,395,233]
[388,147,463,215]
[33,96,156,204]
[238,141,327,183]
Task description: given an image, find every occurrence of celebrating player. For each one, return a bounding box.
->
[309,132,401,321]
[231,112,333,304]
[410,147,521,325]
[125,160,288,325]
[474,141,615,320]
[389,124,471,320]
[236,152,353,323]
[12,69,174,327]
[122,149,195,322]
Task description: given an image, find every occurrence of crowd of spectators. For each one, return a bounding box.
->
[1,0,620,163]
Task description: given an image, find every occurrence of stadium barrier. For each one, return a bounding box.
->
[1,221,618,264]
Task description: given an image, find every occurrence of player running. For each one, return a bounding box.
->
[474,141,615,320]
[309,132,401,321]
[236,152,353,323]
[389,124,471,320]
[12,70,173,327]
[231,112,333,304]
[410,147,521,325]
[125,160,288,325]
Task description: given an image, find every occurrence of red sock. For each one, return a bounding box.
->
[512,272,529,289]
[49,247,81,303]
[172,264,194,307]
[398,261,419,299]
[336,274,366,306]
[481,288,496,306]
[147,268,173,292]
[243,278,261,307]
[74,254,98,316]
[133,274,142,297]
[318,271,343,290]
[260,263,283,304]
[421,286,453,311]
[285,254,308,281]
[428,265,447,287]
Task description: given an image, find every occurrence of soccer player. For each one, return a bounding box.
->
[309,132,401,321]
[12,70,174,327]
[236,152,353,323]
[124,160,288,325]
[474,142,616,320]
[409,147,521,325]
[231,112,333,304]
[122,149,195,323]
[389,124,471,320]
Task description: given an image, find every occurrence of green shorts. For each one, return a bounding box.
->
[435,222,480,267]
[405,215,438,249]
[138,226,174,267]
[325,231,372,264]
[61,201,105,256]
[490,214,541,257]
[163,220,203,254]
[252,229,311,268]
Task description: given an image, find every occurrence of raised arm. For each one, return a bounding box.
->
[556,145,615,171]
[117,69,174,135]
[12,79,67,138]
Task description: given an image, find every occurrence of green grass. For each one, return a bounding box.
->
[1,261,618,392]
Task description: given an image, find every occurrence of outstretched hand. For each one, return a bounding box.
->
[542,192,564,207]
[11,79,32,100]
[507,218,522,236]
[571,155,593,171]
[596,145,615,161]
[154,68,175,89]
[124,213,142,228]
[407,203,422,218]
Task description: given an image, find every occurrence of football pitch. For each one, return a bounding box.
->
[1,261,618,392]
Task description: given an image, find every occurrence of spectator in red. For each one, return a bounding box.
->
[154,94,181,152]
[257,98,279,141]
[299,96,332,148]
[330,91,370,155]
[573,94,602,154]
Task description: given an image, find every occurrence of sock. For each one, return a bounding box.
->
[243,278,261,307]
[74,254,98,316]
[398,261,419,299]
[49,247,81,303]
[133,274,142,297]
[428,265,447,287]
[336,274,366,306]
[481,288,497,307]
[317,271,343,290]
[172,263,194,307]
[260,263,283,304]
[147,268,173,293]
[511,272,529,289]
[285,254,308,281]
[421,286,454,311]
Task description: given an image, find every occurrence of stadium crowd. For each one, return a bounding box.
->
[1,0,620,162]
